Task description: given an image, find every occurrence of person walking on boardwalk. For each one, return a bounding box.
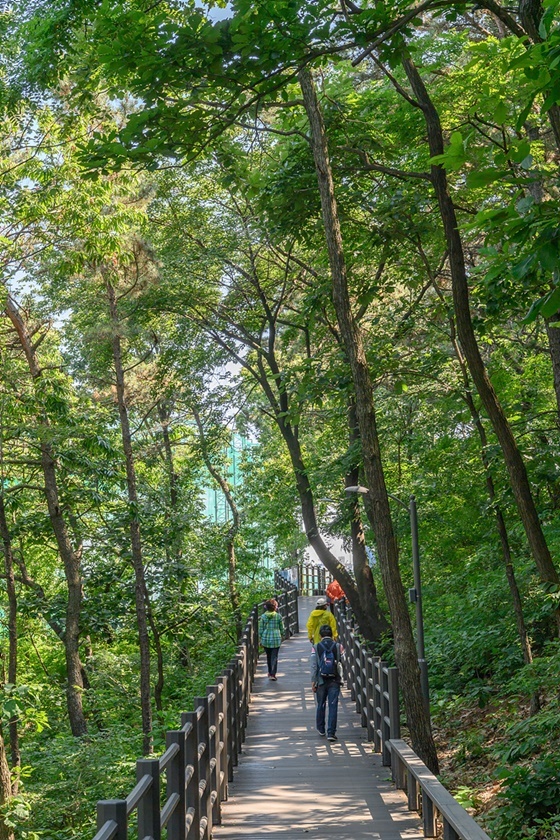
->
[307,596,338,644]
[259,599,285,681]
[311,624,343,741]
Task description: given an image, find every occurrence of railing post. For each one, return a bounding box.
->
[136,758,161,840]
[359,643,367,727]
[183,712,200,840]
[97,800,127,840]
[246,614,256,690]
[372,656,381,753]
[347,633,356,701]
[443,819,460,840]
[165,729,186,840]
[207,686,221,825]
[423,795,437,837]
[230,658,240,765]
[366,655,375,743]
[195,697,212,840]
[380,662,391,766]
[388,667,400,739]
[388,666,400,778]
[407,768,419,811]
[391,751,405,791]
[292,585,299,634]
[254,607,259,665]
[353,636,363,717]
[279,592,288,638]
[237,647,248,744]
[216,675,229,798]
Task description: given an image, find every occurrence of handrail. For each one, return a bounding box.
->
[390,740,490,840]
[92,574,298,840]
[274,570,299,635]
[332,599,490,840]
[295,562,332,597]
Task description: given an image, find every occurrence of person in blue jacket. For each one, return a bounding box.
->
[310,624,343,741]
[259,600,285,680]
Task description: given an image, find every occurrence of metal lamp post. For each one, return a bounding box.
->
[345,485,430,713]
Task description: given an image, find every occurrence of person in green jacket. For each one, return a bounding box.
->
[259,600,285,680]
[306,597,338,645]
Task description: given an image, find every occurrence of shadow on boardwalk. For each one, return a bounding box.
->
[213,597,422,840]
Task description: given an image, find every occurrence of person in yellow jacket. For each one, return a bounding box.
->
[307,597,338,644]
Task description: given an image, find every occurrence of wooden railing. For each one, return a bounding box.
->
[332,600,491,840]
[297,562,332,596]
[391,740,491,840]
[93,576,298,840]
[274,570,299,635]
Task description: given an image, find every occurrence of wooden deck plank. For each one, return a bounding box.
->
[213,598,423,840]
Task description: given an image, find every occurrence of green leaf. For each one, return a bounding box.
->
[516,97,537,131]
[494,102,508,124]
[523,294,547,324]
[540,285,560,318]
[509,140,531,163]
[538,241,559,272]
[511,254,535,280]
[524,286,560,322]
[466,168,508,188]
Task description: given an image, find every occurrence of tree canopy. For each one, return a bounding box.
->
[1,0,560,836]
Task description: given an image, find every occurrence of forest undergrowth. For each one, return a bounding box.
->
[431,641,560,839]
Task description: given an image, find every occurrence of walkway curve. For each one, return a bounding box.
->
[213,597,423,839]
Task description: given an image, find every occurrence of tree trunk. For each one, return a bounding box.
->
[347,484,391,641]
[0,496,20,783]
[460,351,541,714]
[144,588,164,715]
[158,401,179,508]
[5,298,88,737]
[226,539,242,641]
[105,278,152,755]
[402,59,560,604]
[277,406,386,637]
[545,316,560,426]
[460,377,539,710]
[298,67,438,773]
[346,400,391,642]
[0,728,14,840]
[428,277,539,708]
[158,400,183,563]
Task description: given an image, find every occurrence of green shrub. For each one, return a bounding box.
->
[488,757,560,840]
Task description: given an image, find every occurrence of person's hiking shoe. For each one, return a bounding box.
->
[270,675,277,680]
[317,729,326,736]
[327,734,338,742]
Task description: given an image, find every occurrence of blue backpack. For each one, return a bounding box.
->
[317,639,337,678]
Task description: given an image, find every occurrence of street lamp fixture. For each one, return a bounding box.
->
[345,485,429,713]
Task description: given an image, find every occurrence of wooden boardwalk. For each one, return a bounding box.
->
[213,597,423,840]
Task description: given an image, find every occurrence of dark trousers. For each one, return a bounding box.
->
[265,646,279,676]
[316,679,340,736]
